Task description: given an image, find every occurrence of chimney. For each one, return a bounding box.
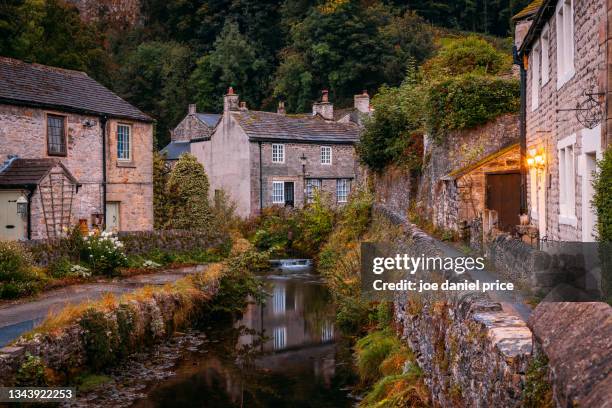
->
[223,87,239,112]
[188,103,196,114]
[312,89,334,120]
[354,90,370,113]
[239,101,248,111]
[277,101,286,115]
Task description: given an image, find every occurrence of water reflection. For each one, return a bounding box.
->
[133,272,354,408]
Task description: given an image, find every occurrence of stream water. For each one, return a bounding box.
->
[131,269,356,408]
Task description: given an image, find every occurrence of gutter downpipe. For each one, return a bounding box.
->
[259,141,263,213]
[26,188,33,240]
[514,45,528,215]
[101,116,108,230]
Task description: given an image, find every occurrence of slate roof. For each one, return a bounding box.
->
[232,111,360,144]
[512,0,543,21]
[0,57,152,122]
[160,141,191,161]
[195,113,222,128]
[0,158,76,187]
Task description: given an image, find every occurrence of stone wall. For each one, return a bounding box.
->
[25,229,229,266]
[0,272,220,386]
[417,114,519,231]
[372,165,412,218]
[172,113,214,142]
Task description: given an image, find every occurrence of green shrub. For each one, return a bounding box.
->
[79,308,120,372]
[355,330,403,384]
[82,232,128,276]
[115,303,139,357]
[594,148,612,242]
[425,74,519,142]
[0,241,34,282]
[15,353,48,386]
[48,257,73,278]
[251,207,297,255]
[523,353,553,408]
[293,193,336,256]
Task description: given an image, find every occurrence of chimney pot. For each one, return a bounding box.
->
[312,89,333,120]
[224,88,239,112]
[188,103,196,114]
[354,90,370,113]
[321,89,329,103]
[227,86,234,95]
[277,101,286,115]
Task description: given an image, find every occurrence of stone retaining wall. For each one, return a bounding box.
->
[376,205,533,407]
[0,273,220,386]
[24,229,229,266]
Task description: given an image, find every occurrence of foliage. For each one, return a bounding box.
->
[15,353,48,386]
[358,81,425,171]
[75,373,112,392]
[293,193,336,257]
[425,74,519,141]
[422,35,511,79]
[251,207,299,255]
[593,148,612,242]
[82,232,128,276]
[0,241,45,299]
[355,330,403,384]
[153,152,172,229]
[79,308,120,372]
[191,21,270,113]
[165,153,212,230]
[523,353,553,408]
[116,41,193,147]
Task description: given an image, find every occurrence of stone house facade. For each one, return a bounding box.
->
[0,57,154,240]
[189,89,364,217]
[515,0,610,242]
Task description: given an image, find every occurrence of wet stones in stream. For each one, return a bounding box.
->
[63,330,209,408]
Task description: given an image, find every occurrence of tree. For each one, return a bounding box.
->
[165,154,212,230]
[153,152,172,229]
[116,41,193,147]
[593,148,612,242]
[191,20,270,112]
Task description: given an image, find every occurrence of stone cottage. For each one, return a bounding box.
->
[188,89,364,217]
[0,57,154,240]
[515,0,610,242]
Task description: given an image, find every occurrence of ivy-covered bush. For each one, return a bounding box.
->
[293,193,336,257]
[425,74,519,142]
[82,232,128,276]
[0,241,46,299]
[79,309,120,372]
[593,148,612,242]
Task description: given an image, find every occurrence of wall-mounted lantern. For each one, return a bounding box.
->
[527,149,545,169]
[16,195,28,216]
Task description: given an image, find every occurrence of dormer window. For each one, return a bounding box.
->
[272,143,284,163]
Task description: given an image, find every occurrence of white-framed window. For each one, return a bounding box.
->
[336,179,350,203]
[306,179,322,203]
[272,143,285,163]
[558,134,576,225]
[541,26,550,85]
[117,124,131,161]
[272,181,284,204]
[273,326,287,350]
[556,0,575,88]
[321,146,332,164]
[531,42,540,111]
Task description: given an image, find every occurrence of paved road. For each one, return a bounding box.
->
[0,265,208,347]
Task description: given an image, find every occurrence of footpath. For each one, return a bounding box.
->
[0,265,207,347]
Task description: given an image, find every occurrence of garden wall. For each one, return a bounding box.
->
[24,229,229,266]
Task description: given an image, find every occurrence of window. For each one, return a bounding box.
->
[531,43,540,111]
[321,146,332,164]
[558,135,576,224]
[272,143,284,163]
[272,181,284,204]
[541,26,550,85]
[273,326,287,350]
[117,124,131,161]
[306,179,322,203]
[47,114,66,155]
[556,0,574,88]
[336,179,350,203]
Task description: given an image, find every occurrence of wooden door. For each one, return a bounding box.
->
[0,191,26,240]
[486,173,521,232]
[105,202,120,232]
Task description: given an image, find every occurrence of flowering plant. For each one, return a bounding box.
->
[142,260,161,269]
[82,231,128,276]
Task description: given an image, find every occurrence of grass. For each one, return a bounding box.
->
[75,373,112,392]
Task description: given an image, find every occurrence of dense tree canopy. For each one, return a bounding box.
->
[0,0,527,146]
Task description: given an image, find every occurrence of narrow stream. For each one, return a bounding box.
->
[132,268,356,407]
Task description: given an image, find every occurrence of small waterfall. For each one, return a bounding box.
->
[269,259,314,273]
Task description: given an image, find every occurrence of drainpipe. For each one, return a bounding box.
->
[26,188,33,240]
[258,141,263,213]
[514,45,528,214]
[100,115,108,230]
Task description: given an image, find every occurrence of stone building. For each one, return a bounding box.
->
[0,57,154,240]
[189,89,364,217]
[515,0,610,242]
